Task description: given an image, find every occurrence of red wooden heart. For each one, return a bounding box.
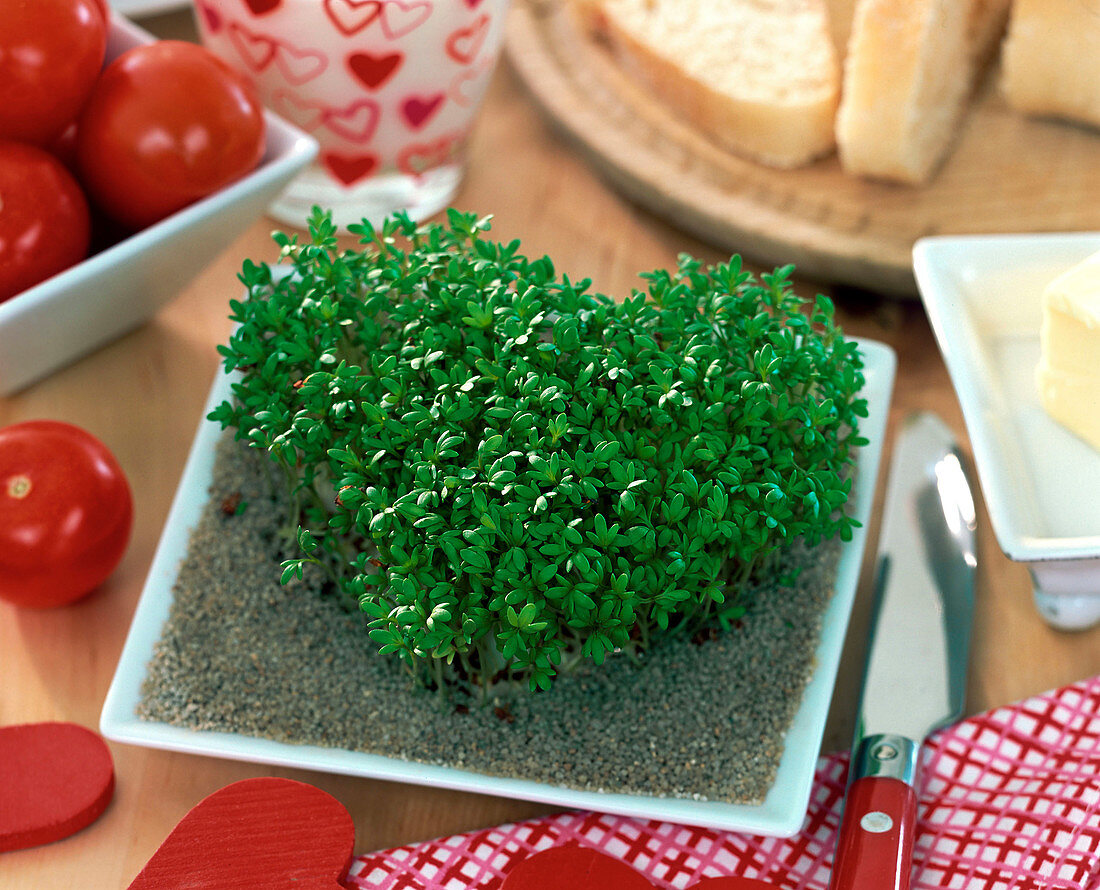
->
[126,777,354,890]
[0,722,114,852]
[322,151,379,186]
[501,844,653,889]
[347,51,404,90]
[499,845,777,890]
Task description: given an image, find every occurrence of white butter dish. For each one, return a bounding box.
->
[914,233,1100,630]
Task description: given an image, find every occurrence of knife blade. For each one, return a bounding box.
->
[828,412,978,890]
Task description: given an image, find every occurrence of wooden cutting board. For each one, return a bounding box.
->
[503,0,1100,297]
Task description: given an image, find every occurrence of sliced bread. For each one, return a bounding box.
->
[968,0,1012,66]
[1001,0,1100,130]
[824,0,858,58]
[835,0,1009,184]
[574,0,841,169]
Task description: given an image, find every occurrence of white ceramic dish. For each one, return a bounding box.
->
[110,0,190,18]
[102,339,895,837]
[0,15,318,397]
[914,233,1100,631]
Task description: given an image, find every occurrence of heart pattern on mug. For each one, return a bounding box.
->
[241,0,281,15]
[347,50,404,90]
[0,722,115,853]
[379,0,434,39]
[321,97,382,142]
[271,90,327,130]
[323,0,382,36]
[272,40,328,84]
[227,20,277,70]
[202,0,507,191]
[450,57,491,106]
[323,151,381,185]
[401,92,446,129]
[272,92,381,143]
[398,132,460,175]
[226,22,327,84]
[446,13,490,64]
[125,778,355,890]
[197,0,225,34]
[500,845,775,890]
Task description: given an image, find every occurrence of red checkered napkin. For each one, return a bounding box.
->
[347,677,1100,890]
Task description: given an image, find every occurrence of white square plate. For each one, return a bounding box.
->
[914,234,1100,622]
[102,339,895,837]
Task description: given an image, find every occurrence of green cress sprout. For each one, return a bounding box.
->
[209,208,868,695]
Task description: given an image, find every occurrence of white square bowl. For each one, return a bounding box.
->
[913,233,1100,631]
[0,15,318,396]
[110,0,189,17]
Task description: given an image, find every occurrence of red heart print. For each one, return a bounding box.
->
[227,23,326,83]
[499,845,776,890]
[271,90,327,131]
[272,41,328,85]
[397,132,460,175]
[125,778,354,890]
[446,13,490,65]
[321,98,381,142]
[323,151,380,185]
[401,92,445,129]
[242,0,282,15]
[323,0,382,36]
[0,722,114,852]
[196,0,224,34]
[271,94,381,142]
[347,50,404,90]
[379,0,433,39]
[463,0,485,7]
[227,21,277,71]
[450,58,490,106]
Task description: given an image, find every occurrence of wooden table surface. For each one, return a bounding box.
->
[2,8,1098,889]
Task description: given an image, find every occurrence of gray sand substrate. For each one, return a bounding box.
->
[137,433,842,805]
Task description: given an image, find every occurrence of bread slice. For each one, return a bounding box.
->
[824,0,858,58]
[574,0,841,169]
[968,0,1012,66]
[835,0,1009,184]
[1001,0,1100,130]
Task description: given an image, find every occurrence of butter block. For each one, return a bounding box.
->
[1036,250,1100,451]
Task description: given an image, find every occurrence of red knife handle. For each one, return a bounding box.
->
[828,775,917,890]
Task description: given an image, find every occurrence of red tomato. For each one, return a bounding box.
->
[0,142,92,304]
[0,0,107,146]
[76,41,265,230]
[0,421,133,609]
[47,121,81,171]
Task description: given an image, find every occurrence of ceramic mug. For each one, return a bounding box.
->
[194,0,511,229]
